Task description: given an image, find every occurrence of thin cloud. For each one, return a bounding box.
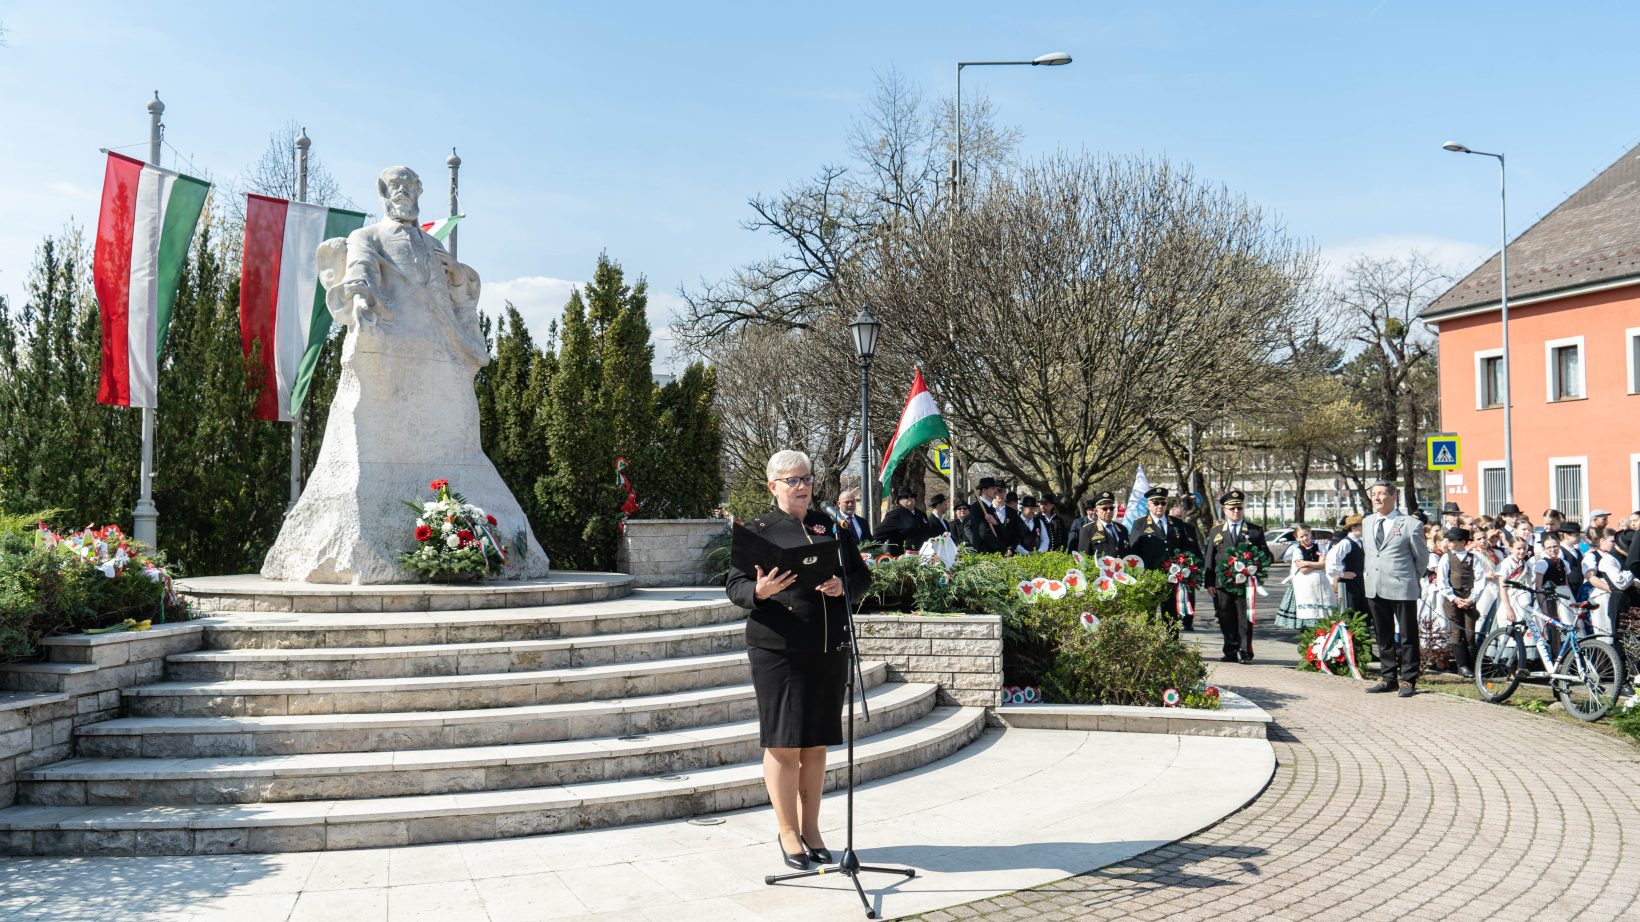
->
[1317,234,1491,283]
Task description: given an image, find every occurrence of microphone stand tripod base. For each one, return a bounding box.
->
[763,847,916,919]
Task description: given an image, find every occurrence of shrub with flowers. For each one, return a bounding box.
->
[399,479,507,582]
[0,513,188,662]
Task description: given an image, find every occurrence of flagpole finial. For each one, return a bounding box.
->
[295,127,310,151]
[447,147,461,169]
[147,92,164,116]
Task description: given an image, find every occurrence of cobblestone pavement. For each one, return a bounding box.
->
[920,620,1640,922]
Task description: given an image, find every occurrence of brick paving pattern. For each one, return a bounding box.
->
[923,624,1640,922]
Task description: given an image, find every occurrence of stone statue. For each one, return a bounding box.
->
[261,166,550,584]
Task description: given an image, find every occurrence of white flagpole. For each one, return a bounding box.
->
[132,92,164,547]
[447,148,461,260]
[288,127,310,514]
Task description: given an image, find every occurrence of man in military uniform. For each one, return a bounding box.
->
[1128,487,1200,626]
[1204,489,1272,663]
[1077,491,1129,559]
[1039,493,1070,552]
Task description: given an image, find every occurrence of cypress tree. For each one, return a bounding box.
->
[649,362,723,518]
[534,290,620,569]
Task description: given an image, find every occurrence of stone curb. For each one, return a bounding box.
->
[995,690,1271,739]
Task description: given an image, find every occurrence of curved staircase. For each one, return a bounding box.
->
[0,576,986,855]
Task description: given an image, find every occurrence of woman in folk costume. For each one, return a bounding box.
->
[1276,525,1334,629]
[1582,529,1635,635]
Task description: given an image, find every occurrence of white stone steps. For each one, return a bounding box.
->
[0,705,987,855]
[173,572,635,614]
[19,682,938,805]
[166,621,747,682]
[196,589,740,649]
[77,662,893,758]
[125,651,752,717]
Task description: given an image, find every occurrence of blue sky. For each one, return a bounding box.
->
[2,1,1637,369]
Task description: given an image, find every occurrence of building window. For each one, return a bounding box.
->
[1479,463,1507,517]
[1549,457,1586,521]
[1545,336,1585,402]
[1475,349,1504,409]
[1627,327,1640,395]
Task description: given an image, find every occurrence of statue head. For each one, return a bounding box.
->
[377,166,422,223]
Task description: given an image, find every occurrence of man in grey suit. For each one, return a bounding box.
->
[1362,481,1430,697]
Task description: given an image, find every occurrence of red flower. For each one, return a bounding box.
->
[486,514,497,526]
[415,524,433,542]
[430,479,449,491]
[457,529,475,543]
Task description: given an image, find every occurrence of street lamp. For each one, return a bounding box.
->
[954,52,1073,201]
[851,306,882,531]
[1442,140,1513,506]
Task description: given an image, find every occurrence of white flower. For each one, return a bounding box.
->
[446,534,460,549]
[441,522,454,534]
[415,518,426,527]
[422,502,438,515]
[421,546,434,558]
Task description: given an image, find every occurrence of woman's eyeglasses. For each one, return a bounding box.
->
[775,475,815,487]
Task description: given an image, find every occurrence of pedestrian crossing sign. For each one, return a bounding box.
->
[1426,434,1461,471]
[928,442,953,476]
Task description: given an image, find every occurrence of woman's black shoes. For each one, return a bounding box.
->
[778,837,810,870]
[801,835,833,865]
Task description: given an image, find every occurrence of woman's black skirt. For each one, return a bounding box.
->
[747,645,850,748]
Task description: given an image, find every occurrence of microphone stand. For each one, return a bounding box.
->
[764,525,916,919]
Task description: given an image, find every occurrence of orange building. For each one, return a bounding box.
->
[1425,145,1640,522]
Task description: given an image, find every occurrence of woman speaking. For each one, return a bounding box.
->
[726,450,869,870]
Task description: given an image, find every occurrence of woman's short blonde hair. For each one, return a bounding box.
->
[765,450,812,481]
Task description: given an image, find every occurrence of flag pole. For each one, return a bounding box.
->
[288,127,311,514]
[132,92,164,547]
[446,148,461,261]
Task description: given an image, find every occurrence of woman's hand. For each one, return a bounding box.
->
[816,576,844,597]
[754,566,798,600]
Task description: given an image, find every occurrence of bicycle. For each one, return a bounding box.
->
[1473,580,1621,722]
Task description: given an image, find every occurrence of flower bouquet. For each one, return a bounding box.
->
[1165,551,1202,620]
[400,479,507,582]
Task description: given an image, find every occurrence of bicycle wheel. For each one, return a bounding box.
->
[1555,637,1621,722]
[1475,625,1521,704]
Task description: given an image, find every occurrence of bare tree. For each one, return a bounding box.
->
[221,121,356,234]
[1337,253,1447,514]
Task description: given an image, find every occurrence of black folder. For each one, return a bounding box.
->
[731,522,840,588]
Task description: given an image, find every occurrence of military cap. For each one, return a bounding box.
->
[1095,490,1117,507]
[1221,489,1246,508]
[1144,487,1169,501]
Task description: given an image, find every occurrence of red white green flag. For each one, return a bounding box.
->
[420,214,462,241]
[878,368,951,488]
[239,195,367,421]
[92,151,211,408]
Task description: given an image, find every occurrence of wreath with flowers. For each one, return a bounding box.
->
[1165,551,1202,591]
[1215,544,1271,598]
[400,478,507,582]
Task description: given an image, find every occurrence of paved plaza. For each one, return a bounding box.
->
[6,621,1640,921]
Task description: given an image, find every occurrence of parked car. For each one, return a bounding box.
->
[1266,526,1336,559]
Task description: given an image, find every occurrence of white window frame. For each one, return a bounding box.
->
[1544,335,1586,403]
[1626,327,1640,395]
[1631,453,1640,514]
[1474,348,1504,410]
[1547,455,1589,521]
[1477,460,1507,516]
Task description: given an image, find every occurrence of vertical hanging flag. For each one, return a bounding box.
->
[878,369,952,488]
[92,151,210,408]
[1122,464,1152,532]
[239,195,367,421]
[420,214,462,242]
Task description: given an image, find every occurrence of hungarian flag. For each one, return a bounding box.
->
[420,214,462,242]
[878,368,952,488]
[239,195,367,421]
[92,151,210,408]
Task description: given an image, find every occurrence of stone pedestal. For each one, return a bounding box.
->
[615,519,727,587]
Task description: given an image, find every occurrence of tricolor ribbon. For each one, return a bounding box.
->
[1310,621,1365,680]
[1177,583,1193,619]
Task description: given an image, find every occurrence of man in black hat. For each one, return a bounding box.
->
[925,493,950,538]
[1205,489,1272,662]
[1441,502,1463,530]
[1077,491,1129,559]
[1436,526,1487,678]
[875,488,932,556]
[1039,493,1069,552]
[1068,497,1099,553]
[1129,487,1200,625]
[1498,503,1523,542]
[968,478,1008,553]
[949,502,975,548]
[1017,496,1049,554]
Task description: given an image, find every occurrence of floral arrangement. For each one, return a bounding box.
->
[1297,611,1373,678]
[1215,544,1271,598]
[36,524,180,614]
[1002,685,1042,704]
[1165,552,1202,591]
[400,479,507,582]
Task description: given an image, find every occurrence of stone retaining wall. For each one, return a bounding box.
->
[616,518,727,587]
[0,622,203,808]
[854,614,1002,708]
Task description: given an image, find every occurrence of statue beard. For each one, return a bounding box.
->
[384,196,420,223]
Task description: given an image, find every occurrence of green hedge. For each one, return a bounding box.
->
[867,549,1210,707]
